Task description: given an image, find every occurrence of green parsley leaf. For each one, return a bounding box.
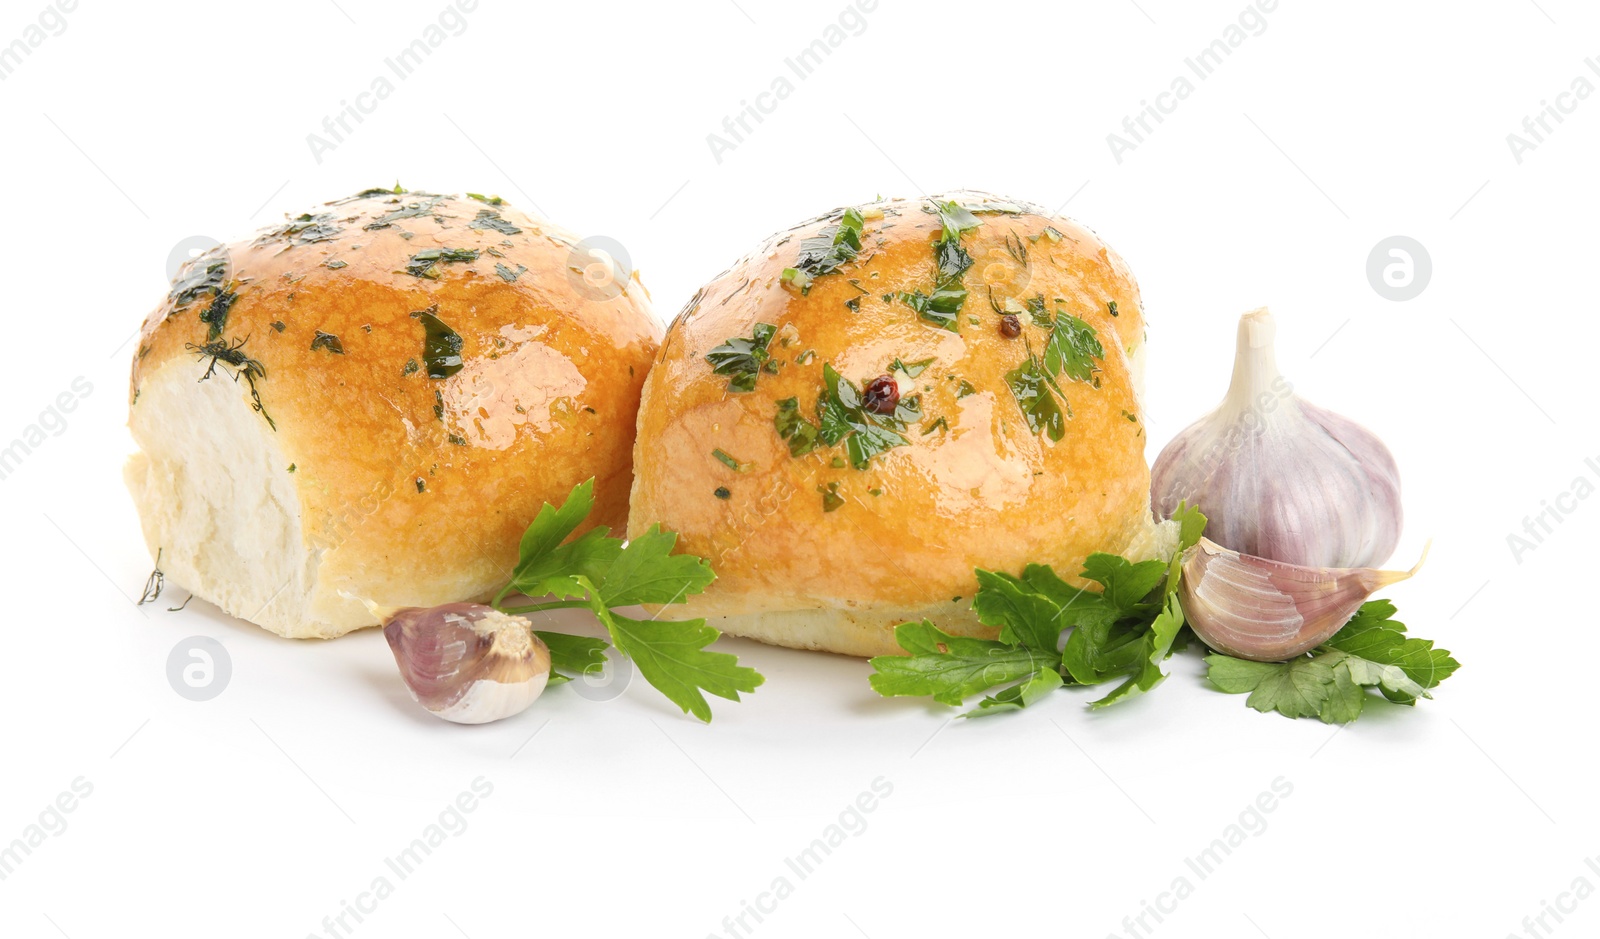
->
[534,631,609,686]
[1042,310,1105,383]
[783,207,866,294]
[774,397,820,456]
[868,621,1057,706]
[493,480,761,722]
[707,323,777,393]
[1203,600,1460,722]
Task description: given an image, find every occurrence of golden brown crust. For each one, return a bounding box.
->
[629,192,1157,656]
[128,190,660,636]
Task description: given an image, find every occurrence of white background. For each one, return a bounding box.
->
[0,1,1595,937]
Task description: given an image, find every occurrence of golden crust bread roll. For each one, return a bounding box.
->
[126,190,660,638]
[629,192,1172,657]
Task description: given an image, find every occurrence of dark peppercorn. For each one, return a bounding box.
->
[999,314,1022,338]
[862,374,900,414]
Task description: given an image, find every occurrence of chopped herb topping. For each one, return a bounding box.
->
[323,258,348,270]
[467,193,505,205]
[271,321,286,333]
[364,194,446,231]
[1042,307,1106,382]
[819,363,909,470]
[187,338,274,431]
[1006,353,1067,442]
[891,356,935,378]
[287,464,296,473]
[774,397,821,457]
[310,331,345,355]
[416,478,426,493]
[714,486,731,500]
[405,248,480,279]
[818,482,845,513]
[955,379,976,398]
[199,290,237,341]
[259,212,342,246]
[169,253,229,307]
[845,297,861,313]
[781,207,866,295]
[1108,300,1120,317]
[494,262,527,283]
[448,433,467,446]
[712,449,745,471]
[922,416,950,435]
[403,358,419,376]
[900,201,983,332]
[415,307,464,379]
[355,183,407,198]
[795,349,817,366]
[706,323,777,393]
[469,209,522,235]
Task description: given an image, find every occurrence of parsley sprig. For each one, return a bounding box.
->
[492,480,763,722]
[1205,600,1459,723]
[868,507,1459,723]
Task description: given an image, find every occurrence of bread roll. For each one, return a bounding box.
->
[629,192,1172,657]
[126,189,659,638]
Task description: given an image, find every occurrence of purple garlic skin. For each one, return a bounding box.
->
[1151,308,1402,569]
[383,602,551,724]
[1179,538,1420,662]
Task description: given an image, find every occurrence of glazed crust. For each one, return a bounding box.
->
[128,190,660,637]
[628,192,1159,656]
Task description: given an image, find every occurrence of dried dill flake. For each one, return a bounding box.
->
[310,331,345,354]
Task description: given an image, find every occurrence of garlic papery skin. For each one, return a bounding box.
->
[383,603,552,724]
[1180,537,1425,662]
[1151,307,1403,569]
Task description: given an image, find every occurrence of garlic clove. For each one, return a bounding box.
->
[383,602,551,724]
[1151,307,1403,570]
[1179,537,1426,662]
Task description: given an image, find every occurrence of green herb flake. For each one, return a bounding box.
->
[405,247,480,279]
[922,416,949,435]
[469,209,523,236]
[713,486,731,500]
[774,397,821,457]
[271,321,287,333]
[1108,300,1120,317]
[707,323,777,393]
[712,449,745,471]
[495,262,527,283]
[782,207,866,294]
[310,331,345,355]
[467,193,505,205]
[199,290,237,341]
[415,307,465,379]
[891,357,935,378]
[323,258,348,270]
[818,482,844,513]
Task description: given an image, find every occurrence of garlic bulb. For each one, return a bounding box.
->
[383,603,551,724]
[1152,307,1402,569]
[1180,538,1425,662]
